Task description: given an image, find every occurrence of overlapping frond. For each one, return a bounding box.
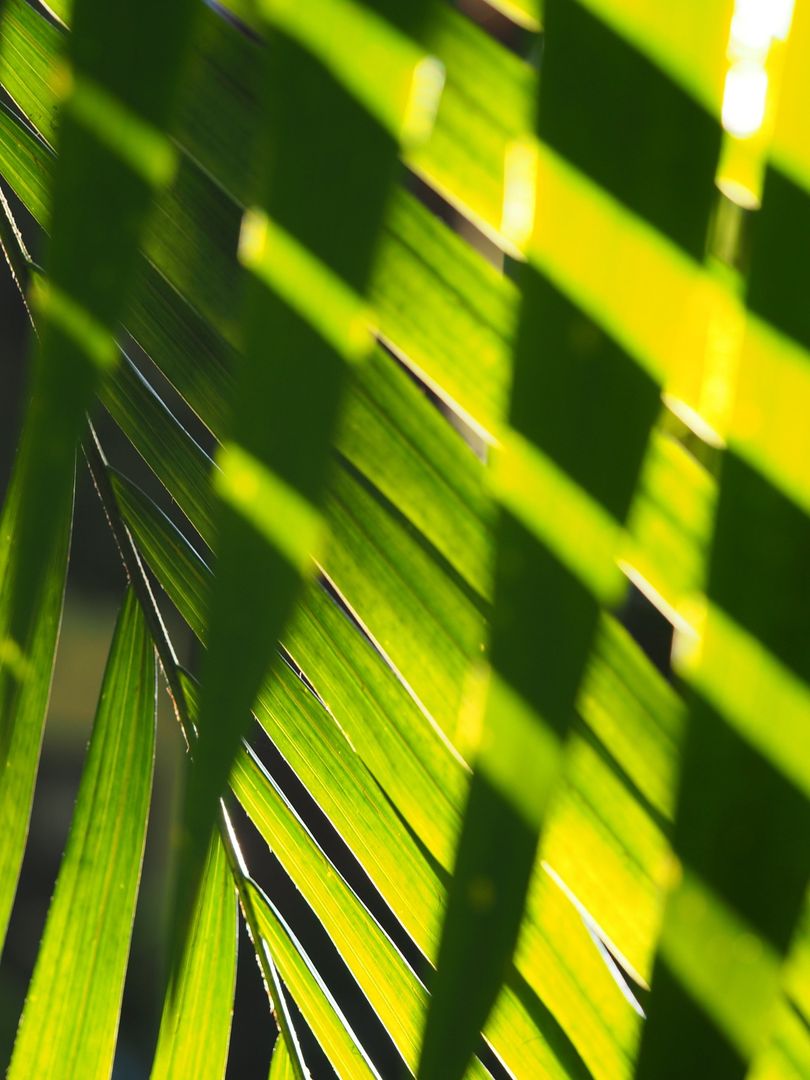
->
[0,0,807,1077]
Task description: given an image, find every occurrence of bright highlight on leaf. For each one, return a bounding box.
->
[257,0,444,145]
[238,207,373,365]
[491,427,625,603]
[214,442,325,573]
[29,277,118,372]
[58,68,178,187]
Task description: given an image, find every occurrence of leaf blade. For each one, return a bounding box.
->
[8,589,156,1080]
[150,831,238,1080]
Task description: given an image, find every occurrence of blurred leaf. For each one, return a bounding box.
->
[418,1,728,1074]
[638,11,810,1067]
[0,0,714,623]
[1,0,807,1076]
[172,0,444,964]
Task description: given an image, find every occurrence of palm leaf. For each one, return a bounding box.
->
[0,0,196,871]
[0,0,808,1077]
[638,4,810,1071]
[8,590,155,1080]
[150,830,237,1080]
[418,1,730,1072]
[0,445,72,951]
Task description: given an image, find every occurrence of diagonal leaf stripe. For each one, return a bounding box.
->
[0,0,716,624]
[638,9,810,1067]
[98,315,669,996]
[0,2,708,1071]
[268,1038,296,1080]
[177,0,442,981]
[2,2,808,1078]
[247,880,383,1080]
[96,328,673,993]
[110,469,639,1080]
[417,1,728,1074]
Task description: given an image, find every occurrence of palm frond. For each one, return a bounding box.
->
[0,0,808,1077]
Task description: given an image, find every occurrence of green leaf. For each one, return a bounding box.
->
[176,0,442,964]
[98,256,673,998]
[190,0,534,243]
[99,315,667,994]
[150,831,238,1080]
[749,898,810,1080]
[247,880,382,1080]
[231,744,430,1074]
[93,212,679,1015]
[0,0,197,885]
[8,589,155,1080]
[0,0,713,627]
[0,448,72,952]
[409,3,536,243]
[268,1039,295,1080]
[418,0,728,1074]
[3,1,808,1078]
[638,13,810,1064]
[109,469,640,1080]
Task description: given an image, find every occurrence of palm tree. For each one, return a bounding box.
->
[0,0,807,1076]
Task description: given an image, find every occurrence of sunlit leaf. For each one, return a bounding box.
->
[8,590,155,1080]
[150,831,238,1080]
[0,0,197,828]
[0,452,72,952]
[177,0,441,958]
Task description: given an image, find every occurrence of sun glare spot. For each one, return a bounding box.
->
[722,62,768,137]
[731,0,794,54]
[721,0,795,139]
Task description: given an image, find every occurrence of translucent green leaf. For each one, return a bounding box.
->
[0,0,713,626]
[8,589,155,1080]
[418,0,727,1073]
[0,0,197,887]
[231,744,429,1073]
[110,470,640,1080]
[98,323,673,994]
[177,0,440,963]
[150,832,238,1080]
[0,451,72,951]
[639,75,810,1071]
[269,1039,295,1080]
[0,8,768,1080]
[247,876,384,1079]
[409,4,536,242]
